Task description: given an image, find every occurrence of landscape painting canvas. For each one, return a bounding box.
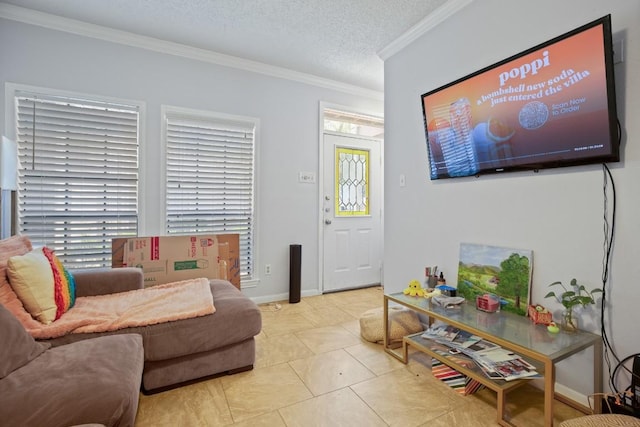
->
[456,243,533,316]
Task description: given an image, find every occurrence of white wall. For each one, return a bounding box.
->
[384,0,639,399]
[0,17,383,302]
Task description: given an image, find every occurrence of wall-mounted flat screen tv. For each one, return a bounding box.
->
[421,15,619,180]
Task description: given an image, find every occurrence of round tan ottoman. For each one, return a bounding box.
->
[559,414,640,427]
[359,306,423,343]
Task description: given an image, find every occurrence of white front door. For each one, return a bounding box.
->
[322,133,382,293]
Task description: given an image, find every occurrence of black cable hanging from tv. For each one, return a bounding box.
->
[601,162,618,392]
[601,120,640,400]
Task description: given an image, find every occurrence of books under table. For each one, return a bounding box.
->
[421,322,540,381]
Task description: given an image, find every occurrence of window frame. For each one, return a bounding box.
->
[161,105,260,287]
[4,83,147,268]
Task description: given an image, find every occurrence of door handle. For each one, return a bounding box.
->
[325,219,332,225]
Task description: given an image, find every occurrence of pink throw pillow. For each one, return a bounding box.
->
[0,235,44,330]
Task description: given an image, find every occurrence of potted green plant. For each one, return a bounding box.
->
[544,278,602,332]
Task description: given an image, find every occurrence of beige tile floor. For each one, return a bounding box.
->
[134,286,588,426]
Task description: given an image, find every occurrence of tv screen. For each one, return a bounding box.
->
[421,15,619,180]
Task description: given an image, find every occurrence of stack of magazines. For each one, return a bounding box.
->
[421,322,540,381]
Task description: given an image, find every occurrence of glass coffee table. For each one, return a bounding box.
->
[384,292,603,427]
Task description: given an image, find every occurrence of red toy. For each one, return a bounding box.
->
[528,304,553,325]
[476,294,499,313]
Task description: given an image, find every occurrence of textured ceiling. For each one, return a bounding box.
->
[0,0,449,92]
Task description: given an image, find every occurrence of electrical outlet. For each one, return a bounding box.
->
[265,264,271,275]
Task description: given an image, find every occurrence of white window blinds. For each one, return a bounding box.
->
[15,91,140,268]
[165,110,256,280]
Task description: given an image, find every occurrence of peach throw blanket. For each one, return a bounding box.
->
[26,278,215,339]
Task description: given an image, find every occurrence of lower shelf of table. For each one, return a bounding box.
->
[403,332,545,394]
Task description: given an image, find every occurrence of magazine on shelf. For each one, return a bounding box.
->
[464,338,500,353]
[473,349,541,381]
[421,323,461,343]
[421,322,539,381]
[421,323,491,352]
[451,330,483,348]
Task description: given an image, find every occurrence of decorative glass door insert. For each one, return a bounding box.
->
[335,147,369,216]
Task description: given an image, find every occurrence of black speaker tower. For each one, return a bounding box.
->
[289,244,301,304]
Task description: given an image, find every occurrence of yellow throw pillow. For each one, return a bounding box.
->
[7,250,57,324]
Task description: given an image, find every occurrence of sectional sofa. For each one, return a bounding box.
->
[0,235,262,426]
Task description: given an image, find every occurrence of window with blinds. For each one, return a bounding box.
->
[14,91,140,269]
[164,109,256,281]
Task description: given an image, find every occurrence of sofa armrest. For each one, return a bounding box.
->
[71,267,144,297]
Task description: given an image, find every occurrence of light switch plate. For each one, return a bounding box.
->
[299,172,316,183]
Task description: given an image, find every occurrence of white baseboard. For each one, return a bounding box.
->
[249,289,321,305]
[529,378,591,409]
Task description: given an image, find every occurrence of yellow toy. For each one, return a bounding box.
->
[403,279,426,297]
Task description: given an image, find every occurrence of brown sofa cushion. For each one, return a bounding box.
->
[0,303,50,379]
[139,279,261,361]
[43,280,262,362]
[72,267,144,297]
[0,334,144,427]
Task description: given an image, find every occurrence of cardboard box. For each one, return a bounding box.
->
[112,234,240,289]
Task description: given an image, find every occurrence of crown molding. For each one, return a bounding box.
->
[378,0,474,60]
[0,3,383,101]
